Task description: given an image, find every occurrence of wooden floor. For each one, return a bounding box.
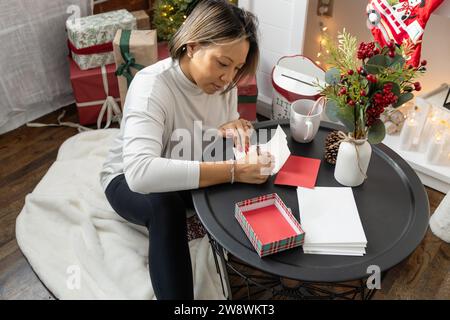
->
[0,104,448,300]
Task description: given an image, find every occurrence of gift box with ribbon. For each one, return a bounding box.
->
[237,75,258,121]
[69,57,122,128]
[66,9,137,70]
[131,10,151,30]
[113,29,158,108]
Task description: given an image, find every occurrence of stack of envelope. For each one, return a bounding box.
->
[296,187,367,256]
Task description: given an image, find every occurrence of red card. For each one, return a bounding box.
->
[274,155,321,188]
[243,205,298,244]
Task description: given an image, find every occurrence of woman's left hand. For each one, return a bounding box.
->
[218,118,254,153]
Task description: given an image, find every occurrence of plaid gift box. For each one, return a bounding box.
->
[66,9,137,70]
[235,193,305,257]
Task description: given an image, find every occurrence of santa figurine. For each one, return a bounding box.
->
[367,0,444,67]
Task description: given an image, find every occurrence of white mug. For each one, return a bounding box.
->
[290,98,324,143]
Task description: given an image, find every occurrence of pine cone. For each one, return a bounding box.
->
[324,131,342,165]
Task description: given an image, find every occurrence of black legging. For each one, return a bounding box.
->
[105,174,194,300]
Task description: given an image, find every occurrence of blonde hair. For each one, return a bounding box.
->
[169,0,259,93]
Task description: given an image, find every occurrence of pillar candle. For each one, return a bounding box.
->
[419,112,439,152]
[426,131,445,163]
[400,118,418,150]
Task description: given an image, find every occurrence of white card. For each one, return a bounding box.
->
[297,187,368,246]
[234,125,291,175]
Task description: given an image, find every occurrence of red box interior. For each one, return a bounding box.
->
[242,204,298,244]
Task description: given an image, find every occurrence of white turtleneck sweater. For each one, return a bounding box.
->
[99,57,239,194]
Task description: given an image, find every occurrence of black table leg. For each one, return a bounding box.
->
[206,233,385,300]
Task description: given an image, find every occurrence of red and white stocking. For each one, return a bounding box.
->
[367,0,444,66]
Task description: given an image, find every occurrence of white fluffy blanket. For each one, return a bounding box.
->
[15,129,225,300]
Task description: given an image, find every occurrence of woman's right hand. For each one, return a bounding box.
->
[235,152,275,184]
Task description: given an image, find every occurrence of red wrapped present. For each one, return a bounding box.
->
[238,103,257,122]
[69,57,121,127]
[158,42,170,61]
[238,75,257,96]
[237,75,258,121]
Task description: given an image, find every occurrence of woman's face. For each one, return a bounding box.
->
[183,38,250,94]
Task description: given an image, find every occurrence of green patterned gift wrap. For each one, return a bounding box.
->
[66,9,137,70]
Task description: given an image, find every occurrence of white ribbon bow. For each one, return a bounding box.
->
[95,65,122,129]
[27,65,122,132]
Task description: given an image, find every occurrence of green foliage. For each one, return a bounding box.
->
[153,0,239,41]
[153,0,191,41]
[325,68,341,85]
[319,30,425,143]
[368,119,386,144]
[365,55,387,74]
[394,92,414,108]
[324,29,358,71]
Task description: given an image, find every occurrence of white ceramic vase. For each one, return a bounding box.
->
[334,139,372,187]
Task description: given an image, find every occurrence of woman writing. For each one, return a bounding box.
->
[100,0,274,300]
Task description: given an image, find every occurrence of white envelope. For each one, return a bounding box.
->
[297,187,368,254]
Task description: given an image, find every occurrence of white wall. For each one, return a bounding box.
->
[240,0,309,117]
[304,0,450,94]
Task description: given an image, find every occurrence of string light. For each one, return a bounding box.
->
[316,21,329,66]
[154,0,238,41]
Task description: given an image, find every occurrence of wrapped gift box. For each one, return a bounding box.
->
[113,29,158,107]
[238,75,258,96]
[238,103,257,122]
[66,9,137,70]
[69,57,121,126]
[235,193,305,257]
[158,41,170,60]
[237,75,258,121]
[131,10,150,30]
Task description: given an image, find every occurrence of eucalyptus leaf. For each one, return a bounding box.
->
[368,119,386,144]
[387,55,405,68]
[365,55,387,74]
[337,104,355,133]
[325,99,340,122]
[394,92,414,108]
[325,68,341,85]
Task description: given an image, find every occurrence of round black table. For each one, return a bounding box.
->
[192,120,430,300]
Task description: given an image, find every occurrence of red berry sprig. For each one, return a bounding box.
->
[357,42,376,60]
[414,82,422,91]
[366,74,378,83]
[367,83,398,126]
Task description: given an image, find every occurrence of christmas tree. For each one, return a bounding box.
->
[153,0,238,41]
